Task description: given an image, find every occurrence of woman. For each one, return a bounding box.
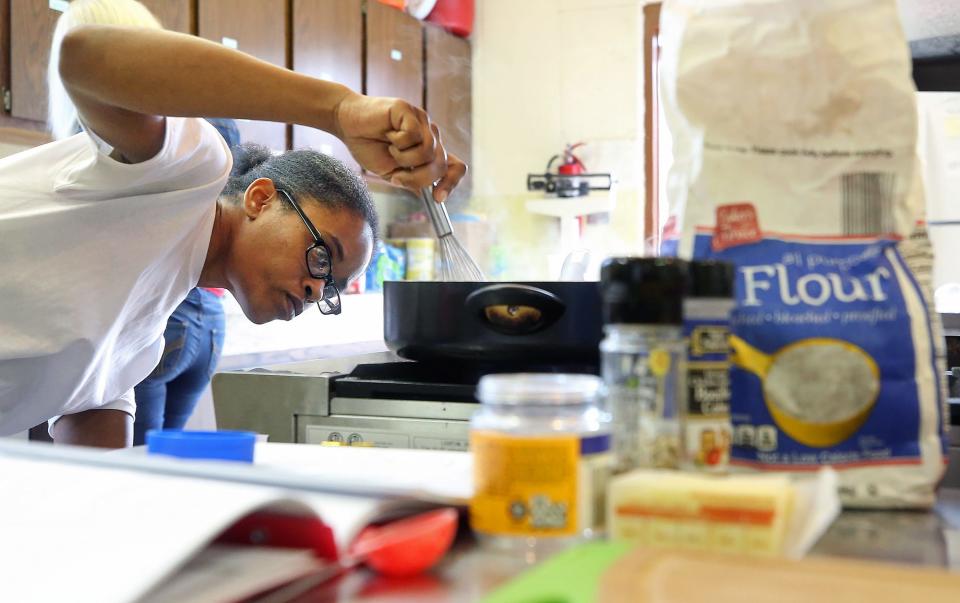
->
[47,0,242,446]
[0,14,465,447]
[128,120,236,446]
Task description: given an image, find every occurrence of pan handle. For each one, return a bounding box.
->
[465,284,566,335]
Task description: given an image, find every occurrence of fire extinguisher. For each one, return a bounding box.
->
[552,142,587,197]
[553,143,587,234]
[528,141,613,205]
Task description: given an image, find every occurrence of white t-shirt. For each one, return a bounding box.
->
[0,117,232,435]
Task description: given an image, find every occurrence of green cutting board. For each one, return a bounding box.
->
[481,542,633,603]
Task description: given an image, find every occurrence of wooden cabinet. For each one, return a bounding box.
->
[140,0,194,34]
[366,1,423,107]
[0,0,473,193]
[291,0,362,172]
[425,24,472,201]
[4,0,191,129]
[9,1,62,122]
[198,0,288,151]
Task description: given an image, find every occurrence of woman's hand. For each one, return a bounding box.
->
[333,93,467,202]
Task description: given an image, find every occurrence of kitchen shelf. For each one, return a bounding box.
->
[525,193,616,220]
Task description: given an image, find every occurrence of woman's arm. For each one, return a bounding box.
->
[53,409,132,449]
[58,25,464,197]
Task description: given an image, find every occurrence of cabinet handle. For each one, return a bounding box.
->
[390,49,403,62]
[49,0,69,12]
[222,37,239,50]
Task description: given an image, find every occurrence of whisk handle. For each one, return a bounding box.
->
[420,187,454,238]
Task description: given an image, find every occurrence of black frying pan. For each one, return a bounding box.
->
[383,280,602,364]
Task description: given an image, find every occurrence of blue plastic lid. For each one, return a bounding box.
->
[146,430,257,463]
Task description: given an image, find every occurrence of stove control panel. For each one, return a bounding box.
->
[301,417,470,452]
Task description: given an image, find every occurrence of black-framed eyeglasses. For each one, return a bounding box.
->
[277,188,341,315]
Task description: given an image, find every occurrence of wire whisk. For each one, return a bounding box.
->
[420,187,486,281]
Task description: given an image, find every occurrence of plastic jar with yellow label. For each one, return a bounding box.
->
[681,260,736,473]
[469,373,612,557]
[404,237,436,281]
[600,257,689,473]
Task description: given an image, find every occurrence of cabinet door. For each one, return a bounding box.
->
[0,0,51,134]
[291,0,362,172]
[5,0,191,132]
[9,1,63,122]
[425,25,471,201]
[198,0,288,151]
[141,0,193,34]
[366,1,423,107]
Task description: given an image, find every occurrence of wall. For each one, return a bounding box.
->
[898,0,960,42]
[470,0,649,279]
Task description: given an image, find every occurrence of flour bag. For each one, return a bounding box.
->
[660,0,948,507]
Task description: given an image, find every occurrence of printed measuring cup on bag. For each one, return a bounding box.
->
[730,337,880,448]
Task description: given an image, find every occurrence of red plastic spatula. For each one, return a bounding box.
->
[347,507,460,577]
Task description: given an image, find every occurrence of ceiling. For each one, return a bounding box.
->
[899,0,960,41]
[898,0,960,59]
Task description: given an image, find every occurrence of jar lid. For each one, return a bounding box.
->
[689,260,735,298]
[600,257,688,325]
[477,373,602,405]
[146,429,257,463]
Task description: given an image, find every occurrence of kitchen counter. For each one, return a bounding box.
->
[218,292,386,371]
[302,489,960,602]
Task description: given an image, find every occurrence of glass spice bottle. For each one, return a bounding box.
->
[600,257,689,472]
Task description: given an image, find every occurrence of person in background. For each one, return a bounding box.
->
[0,0,465,448]
[46,0,241,445]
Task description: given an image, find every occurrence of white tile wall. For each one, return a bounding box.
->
[472,0,645,196]
[469,0,650,274]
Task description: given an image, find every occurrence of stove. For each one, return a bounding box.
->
[212,317,960,488]
[211,351,598,451]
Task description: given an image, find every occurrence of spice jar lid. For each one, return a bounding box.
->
[477,373,602,405]
[600,257,688,325]
[689,260,735,298]
[146,429,257,463]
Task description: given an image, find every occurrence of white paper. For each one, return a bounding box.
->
[784,468,842,559]
[139,546,325,603]
[0,439,473,502]
[918,92,960,290]
[252,442,474,503]
[0,441,472,603]
[0,455,296,603]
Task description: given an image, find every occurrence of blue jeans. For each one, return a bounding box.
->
[133,288,226,446]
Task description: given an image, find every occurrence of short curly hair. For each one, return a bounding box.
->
[221,143,379,242]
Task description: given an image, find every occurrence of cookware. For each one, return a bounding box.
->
[383,280,602,364]
[419,187,485,281]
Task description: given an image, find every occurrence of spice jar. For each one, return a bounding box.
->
[469,373,611,556]
[681,260,736,473]
[600,257,688,472]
